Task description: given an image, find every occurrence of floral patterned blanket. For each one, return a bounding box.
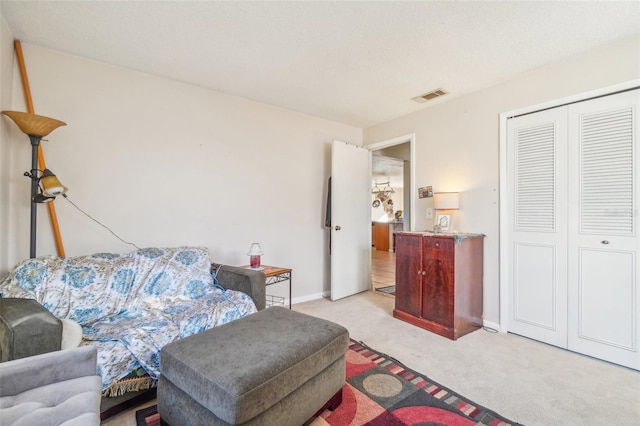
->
[0,247,257,390]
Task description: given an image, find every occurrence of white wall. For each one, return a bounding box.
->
[0,12,14,275]
[364,35,640,326]
[2,44,362,303]
[3,36,638,318]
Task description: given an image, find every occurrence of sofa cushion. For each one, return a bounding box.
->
[161,306,349,424]
[60,319,83,350]
[0,375,101,426]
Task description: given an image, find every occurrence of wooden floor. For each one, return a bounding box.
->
[371,249,395,291]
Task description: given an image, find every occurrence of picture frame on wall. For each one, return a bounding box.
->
[418,185,433,198]
[436,213,451,231]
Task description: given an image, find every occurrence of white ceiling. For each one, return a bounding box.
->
[1,1,638,129]
[372,154,404,189]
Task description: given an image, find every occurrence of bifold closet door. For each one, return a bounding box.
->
[507,89,639,370]
[567,90,639,370]
[507,107,569,348]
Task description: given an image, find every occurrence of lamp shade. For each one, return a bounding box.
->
[433,192,459,210]
[1,111,66,137]
[41,169,68,196]
[247,243,263,256]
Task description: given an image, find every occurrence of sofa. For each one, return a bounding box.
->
[0,246,266,417]
[0,345,102,426]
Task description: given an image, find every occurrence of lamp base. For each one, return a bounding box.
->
[249,255,261,269]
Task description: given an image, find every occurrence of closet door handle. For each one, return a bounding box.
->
[601,240,610,245]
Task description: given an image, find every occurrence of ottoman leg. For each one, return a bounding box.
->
[326,388,343,411]
[305,388,343,425]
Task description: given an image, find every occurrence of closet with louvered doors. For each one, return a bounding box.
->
[506,89,639,370]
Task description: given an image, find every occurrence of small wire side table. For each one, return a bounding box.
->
[242,265,292,309]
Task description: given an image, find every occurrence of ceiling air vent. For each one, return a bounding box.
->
[412,89,448,103]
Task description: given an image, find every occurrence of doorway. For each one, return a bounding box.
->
[367,134,415,297]
[371,249,396,295]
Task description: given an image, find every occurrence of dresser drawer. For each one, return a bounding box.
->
[422,236,454,255]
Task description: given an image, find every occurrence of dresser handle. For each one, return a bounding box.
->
[435,242,439,247]
[422,271,426,275]
[601,240,610,245]
[417,271,422,275]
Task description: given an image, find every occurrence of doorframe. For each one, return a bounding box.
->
[366,133,416,231]
[498,79,640,332]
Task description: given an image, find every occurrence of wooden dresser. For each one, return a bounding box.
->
[393,232,484,340]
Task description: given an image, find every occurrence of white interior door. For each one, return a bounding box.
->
[507,108,569,348]
[567,90,639,370]
[330,140,371,300]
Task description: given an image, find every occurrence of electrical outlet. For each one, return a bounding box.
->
[426,208,433,219]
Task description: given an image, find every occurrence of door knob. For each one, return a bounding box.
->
[334,225,341,231]
[601,240,609,245]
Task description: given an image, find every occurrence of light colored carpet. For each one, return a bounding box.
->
[295,291,640,426]
[103,291,640,426]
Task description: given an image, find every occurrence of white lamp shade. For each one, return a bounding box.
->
[433,192,459,210]
[247,243,263,256]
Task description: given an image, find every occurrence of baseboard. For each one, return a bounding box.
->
[482,319,502,332]
[290,292,325,306]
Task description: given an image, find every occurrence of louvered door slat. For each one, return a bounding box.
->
[580,106,634,235]
[515,122,556,231]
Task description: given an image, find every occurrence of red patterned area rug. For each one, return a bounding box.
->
[136,339,522,426]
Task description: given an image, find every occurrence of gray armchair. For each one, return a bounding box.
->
[0,345,101,426]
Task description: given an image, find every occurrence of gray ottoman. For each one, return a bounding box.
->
[158,306,349,426]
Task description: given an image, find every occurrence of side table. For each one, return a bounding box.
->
[241,265,292,309]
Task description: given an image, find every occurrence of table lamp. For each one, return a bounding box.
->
[247,243,264,269]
